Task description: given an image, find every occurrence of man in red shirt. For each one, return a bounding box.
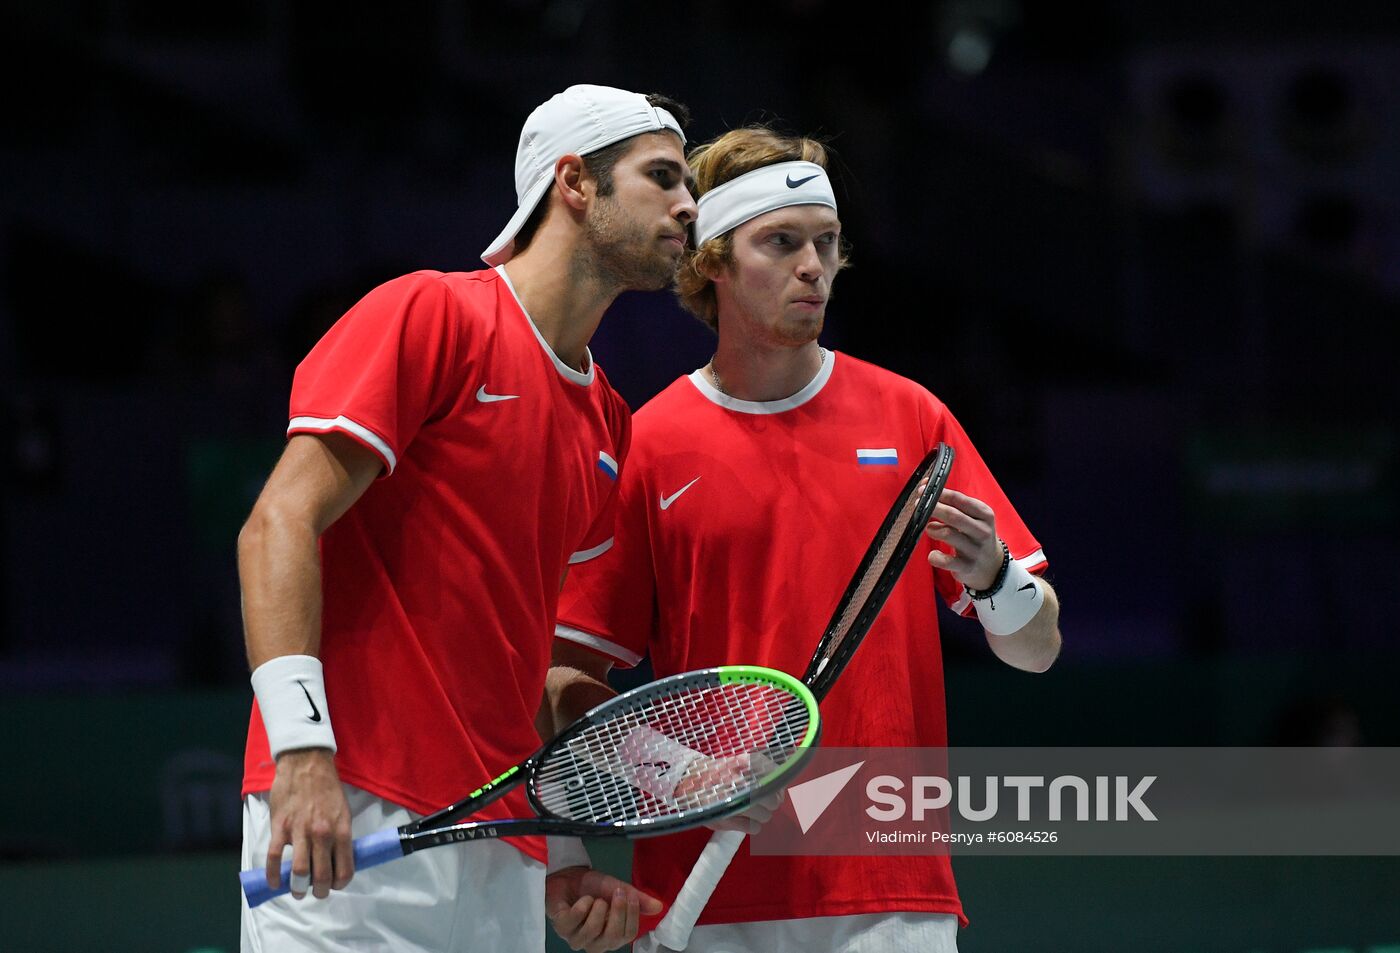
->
[238,84,695,951]
[550,126,1062,952]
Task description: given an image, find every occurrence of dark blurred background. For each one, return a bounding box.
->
[1,0,1398,950]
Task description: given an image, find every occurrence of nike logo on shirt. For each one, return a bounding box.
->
[476,385,519,403]
[659,477,701,510]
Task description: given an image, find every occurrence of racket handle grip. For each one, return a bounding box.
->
[650,829,747,950]
[240,827,405,908]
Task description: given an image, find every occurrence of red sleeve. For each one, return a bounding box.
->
[570,384,633,564]
[556,438,654,669]
[287,271,467,475]
[918,392,1048,616]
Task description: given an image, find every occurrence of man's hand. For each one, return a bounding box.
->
[924,488,1004,590]
[703,788,784,834]
[925,486,1063,671]
[265,748,354,900]
[682,751,784,834]
[546,866,662,952]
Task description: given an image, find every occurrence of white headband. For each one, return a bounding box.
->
[694,160,838,246]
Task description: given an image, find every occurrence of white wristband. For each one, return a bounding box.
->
[546,836,593,874]
[251,654,338,758]
[972,558,1044,636]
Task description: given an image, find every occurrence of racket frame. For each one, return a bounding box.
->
[401,665,821,850]
[651,441,956,948]
[804,441,956,700]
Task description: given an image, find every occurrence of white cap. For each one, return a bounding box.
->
[481,85,686,266]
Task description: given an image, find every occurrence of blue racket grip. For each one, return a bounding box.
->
[240,827,405,907]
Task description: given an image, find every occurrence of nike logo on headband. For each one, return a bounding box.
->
[786,173,820,188]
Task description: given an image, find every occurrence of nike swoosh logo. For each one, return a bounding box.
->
[476,385,519,403]
[786,173,819,188]
[659,477,701,510]
[1018,582,1037,594]
[296,681,322,723]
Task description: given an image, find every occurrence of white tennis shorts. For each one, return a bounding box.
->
[240,784,543,952]
[636,911,959,953]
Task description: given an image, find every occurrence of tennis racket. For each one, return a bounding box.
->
[241,665,820,908]
[651,441,955,949]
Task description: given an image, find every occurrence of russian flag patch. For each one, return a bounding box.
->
[597,451,619,480]
[857,448,898,466]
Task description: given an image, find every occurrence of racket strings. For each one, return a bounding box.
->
[536,684,800,822]
[536,689,774,823]
[532,681,811,826]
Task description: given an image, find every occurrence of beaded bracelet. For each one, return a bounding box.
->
[963,539,1012,602]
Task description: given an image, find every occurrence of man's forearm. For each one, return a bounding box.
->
[239,432,382,670]
[238,505,326,669]
[538,662,618,740]
[984,580,1061,673]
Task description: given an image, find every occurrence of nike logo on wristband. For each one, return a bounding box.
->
[786,173,819,188]
[296,681,322,722]
[660,477,701,510]
[476,385,519,403]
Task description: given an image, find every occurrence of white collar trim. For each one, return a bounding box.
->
[687,349,835,414]
[494,265,594,386]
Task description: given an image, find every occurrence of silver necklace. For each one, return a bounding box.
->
[709,347,825,397]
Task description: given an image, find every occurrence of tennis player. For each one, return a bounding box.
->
[548,126,1062,952]
[237,84,695,951]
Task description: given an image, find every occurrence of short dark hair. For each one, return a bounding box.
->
[512,93,691,255]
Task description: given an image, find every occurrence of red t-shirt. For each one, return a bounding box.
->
[243,267,631,864]
[557,351,1046,927]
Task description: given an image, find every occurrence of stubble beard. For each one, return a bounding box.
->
[769,302,825,348]
[721,286,826,350]
[582,197,679,292]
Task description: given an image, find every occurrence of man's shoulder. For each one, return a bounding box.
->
[834,350,926,390]
[588,362,635,422]
[432,266,501,286]
[832,351,948,413]
[634,374,705,422]
[358,268,499,309]
[427,267,506,303]
[620,375,717,455]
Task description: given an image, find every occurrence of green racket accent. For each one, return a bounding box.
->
[468,764,520,799]
[716,664,821,778]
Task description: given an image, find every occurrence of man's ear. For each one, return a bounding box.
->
[696,251,727,284]
[554,154,589,211]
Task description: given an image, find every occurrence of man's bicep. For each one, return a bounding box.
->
[256,433,384,533]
